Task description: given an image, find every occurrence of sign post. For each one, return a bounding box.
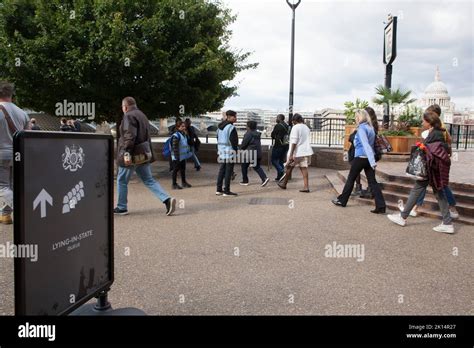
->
[13,131,118,315]
[382,14,397,129]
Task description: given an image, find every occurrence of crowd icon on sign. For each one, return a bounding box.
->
[62,181,85,214]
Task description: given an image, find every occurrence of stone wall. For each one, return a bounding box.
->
[150,143,351,170]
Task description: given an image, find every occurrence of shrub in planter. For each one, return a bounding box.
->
[398,106,423,136]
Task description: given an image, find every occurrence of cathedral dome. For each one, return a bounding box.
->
[424,66,449,97]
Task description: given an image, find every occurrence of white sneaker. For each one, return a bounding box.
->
[449,209,459,219]
[398,199,417,217]
[433,223,454,234]
[387,213,407,227]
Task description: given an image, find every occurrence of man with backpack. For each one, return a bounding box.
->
[271,114,290,181]
[0,81,30,224]
[115,97,176,216]
[170,119,193,190]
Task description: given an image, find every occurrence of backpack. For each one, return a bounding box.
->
[278,123,290,146]
[162,137,173,158]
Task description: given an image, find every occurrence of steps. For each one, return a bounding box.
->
[326,169,474,226]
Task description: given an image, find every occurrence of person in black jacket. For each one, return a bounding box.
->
[271,114,289,180]
[185,118,201,171]
[30,118,41,130]
[73,119,82,132]
[60,118,74,131]
[115,97,176,216]
[239,121,270,187]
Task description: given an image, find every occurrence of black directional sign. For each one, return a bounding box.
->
[14,131,114,315]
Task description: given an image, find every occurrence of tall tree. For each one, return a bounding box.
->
[0,0,257,122]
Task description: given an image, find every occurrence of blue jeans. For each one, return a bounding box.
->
[117,163,170,210]
[191,149,201,168]
[402,180,452,225]
[271,145,288,178]
[0,159,13,215]
[416,186,456,207]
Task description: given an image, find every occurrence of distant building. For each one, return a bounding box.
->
[313,108,344,130]
[417,66,474,124]
[418,66,455,123]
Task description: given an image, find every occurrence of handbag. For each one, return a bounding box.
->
[132,140,153,165]
[374,134,392,162]
[375,134,392,153]
[406,146,427,180]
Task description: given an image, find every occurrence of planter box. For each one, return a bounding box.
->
[344,124,357,151]
[409,127,422,137]
[385,135,421,154]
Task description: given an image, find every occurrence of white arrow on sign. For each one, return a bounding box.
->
[33,189,53,218]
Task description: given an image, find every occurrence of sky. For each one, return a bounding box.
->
[221,0,474,112]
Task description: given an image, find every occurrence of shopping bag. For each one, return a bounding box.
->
[406,145,427,180]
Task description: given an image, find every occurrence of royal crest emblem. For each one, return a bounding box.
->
[62,145,85,172]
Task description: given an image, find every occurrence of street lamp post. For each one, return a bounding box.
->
[286,0,301,125]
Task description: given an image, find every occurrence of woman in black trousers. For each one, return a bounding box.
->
[332,109,386,213]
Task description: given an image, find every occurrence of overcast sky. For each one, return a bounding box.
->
[222,0,473,112]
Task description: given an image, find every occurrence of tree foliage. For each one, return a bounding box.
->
[372,85,416,128]
[0,0,257,122]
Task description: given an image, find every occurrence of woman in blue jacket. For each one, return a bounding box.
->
[171,120,193,189]
[332,110,386,213]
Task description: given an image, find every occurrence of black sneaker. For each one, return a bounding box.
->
[164,198,176,216]
[261,178,270,187]
[113,207,129,215]
[239,182,249,186]
[223,191,238,197]
[195,166,201,171]
[216,191,224,196]
[231,172,237,181]
[182,182,192,188]
[172,183,183,190]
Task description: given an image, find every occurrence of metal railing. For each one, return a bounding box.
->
[446,123,474,150]
[307,117,346,147]
[173,118,473,150]
[201,117,347,147]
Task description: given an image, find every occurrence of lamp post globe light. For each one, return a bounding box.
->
[286,0,301,125]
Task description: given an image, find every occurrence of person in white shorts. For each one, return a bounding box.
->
[277,113,313,192]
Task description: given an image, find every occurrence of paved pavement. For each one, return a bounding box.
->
[0,162,472,315]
